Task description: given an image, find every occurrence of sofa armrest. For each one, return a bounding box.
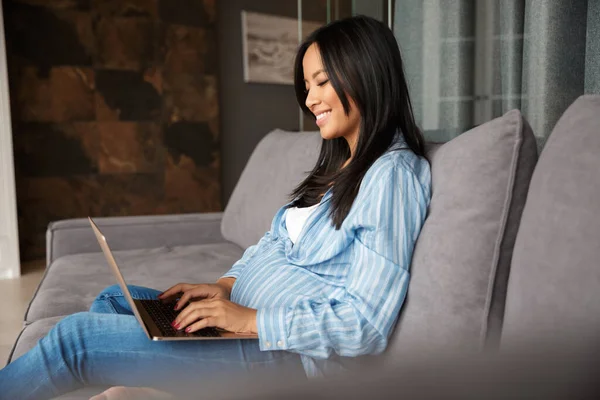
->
[46,213,225,265]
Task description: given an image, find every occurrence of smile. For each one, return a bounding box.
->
[315,111,331,127]
[315,111,331,121]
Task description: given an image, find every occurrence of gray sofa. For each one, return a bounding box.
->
[7,95,600,399]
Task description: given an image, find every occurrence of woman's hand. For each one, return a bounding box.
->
[172,298,258,334]
[158,278,235,311]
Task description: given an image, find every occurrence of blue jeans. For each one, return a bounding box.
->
[0,285,303,400]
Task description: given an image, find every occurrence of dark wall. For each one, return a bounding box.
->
[4,0,221,260]
[217,0,336,204]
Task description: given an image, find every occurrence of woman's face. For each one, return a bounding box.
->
[303,43,360,152]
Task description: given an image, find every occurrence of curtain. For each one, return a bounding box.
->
[394,0,600,148]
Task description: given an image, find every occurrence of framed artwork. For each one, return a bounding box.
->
[241,11,322,85]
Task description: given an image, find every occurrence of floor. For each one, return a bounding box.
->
[0,259,45,365]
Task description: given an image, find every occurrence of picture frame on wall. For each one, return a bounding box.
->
[241,11,322,85]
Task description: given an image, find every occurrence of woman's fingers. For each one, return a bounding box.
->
[170,299,257,334]
[174,286,210,310]
[174,309,211,331]
[157,283,182,300]
[185,317,216,333]
[158,283,192,302]
[172,301,217,330]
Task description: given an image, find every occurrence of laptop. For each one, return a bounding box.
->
[89,217,258,341]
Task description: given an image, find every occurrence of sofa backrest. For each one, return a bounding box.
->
[501,95,600,348]
[221,129,321,249]
[386,110,538,360]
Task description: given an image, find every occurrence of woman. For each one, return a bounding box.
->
[0,15,431,399]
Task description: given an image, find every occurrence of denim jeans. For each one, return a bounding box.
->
[0,285,303,400]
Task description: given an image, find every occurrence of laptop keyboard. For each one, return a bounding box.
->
[139,299,220,338]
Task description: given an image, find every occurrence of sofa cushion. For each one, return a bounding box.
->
[388,109,538,357]
[501,95,600,347]
[25,242,244,323]
[221,129,321,249]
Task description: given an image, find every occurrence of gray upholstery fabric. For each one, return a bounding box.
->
[26,242,244,323]
[501,95,600,347]
[47,213,225,265]
[388,109,538,357]
[221,129,321,249]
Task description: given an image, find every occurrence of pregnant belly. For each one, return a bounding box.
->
[231,257,337,310]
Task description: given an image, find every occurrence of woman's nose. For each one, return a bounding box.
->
[305,90,319,109]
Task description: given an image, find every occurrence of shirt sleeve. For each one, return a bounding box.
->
[255,161,430,358]
[220,230,273,280]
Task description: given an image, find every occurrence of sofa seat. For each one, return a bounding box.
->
[24,242,244,325]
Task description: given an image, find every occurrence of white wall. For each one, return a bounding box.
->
[0,0,21,279]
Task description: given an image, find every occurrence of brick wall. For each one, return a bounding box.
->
[3,0,221,261]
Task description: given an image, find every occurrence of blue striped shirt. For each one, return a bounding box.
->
[221,137,431,377]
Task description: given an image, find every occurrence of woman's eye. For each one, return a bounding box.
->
[317,79,329,87]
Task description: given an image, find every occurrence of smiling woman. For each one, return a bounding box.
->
[0,15,431,400]
[302,49,361,147]
[291,15,426,229]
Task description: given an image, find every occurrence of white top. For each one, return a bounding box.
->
[285,203,320,245]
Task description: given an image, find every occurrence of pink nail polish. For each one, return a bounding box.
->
[185,327,191,333]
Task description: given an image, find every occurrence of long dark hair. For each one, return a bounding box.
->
[290,15,426,229]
